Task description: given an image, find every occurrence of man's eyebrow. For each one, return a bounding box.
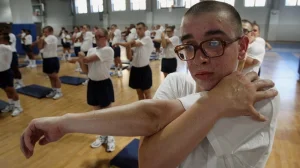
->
[204,29,228,37]
[181,34,194,42]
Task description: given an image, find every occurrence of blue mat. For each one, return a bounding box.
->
[0,100,9,111]
[110,64,129,70]
[60,76,86,85]
[110,139,139,168]
[17,84,52,99]
[19,63,29,68]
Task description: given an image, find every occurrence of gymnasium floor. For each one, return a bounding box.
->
[0,44,300,168]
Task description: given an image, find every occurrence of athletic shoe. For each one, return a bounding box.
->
[90,136,107,148]
[106,136,115,152]
[15,83,23,89]
[46,91,56,98]
[1,105,14,113]
[11,107,23,117]
[53,92,63,100]
[82,79,88,85]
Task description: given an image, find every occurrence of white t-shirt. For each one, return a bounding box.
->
[154,29,162,40]
[25,35,32,45]
[87,47,114,81]
[132,36,154,67]
[9,33,17,52]
[43,35,58,58]
[0,44,13,72]
[145,30,151,37]
[112,29,122,45]
[63,34,71,43]
[163,36,179,59]
[21,33,26,44]
[73,32,82,47]
[81,31,93,52]
[153,72,279,168]
[60,31,66,39]
[242,38,266,74]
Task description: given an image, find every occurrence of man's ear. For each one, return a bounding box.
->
[238,36,249,61]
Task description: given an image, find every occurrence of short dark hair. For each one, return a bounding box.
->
[111,24,117,28]
[136,22,146,27]
[166,26,175,31]
[241,19,253,31]
[0,33,11,44]
[73,26,79,30]
[252,21,260,31]
[84,24,90,29]
[185,1,243,37]
[43,26,54,32]
[98,27,108,38]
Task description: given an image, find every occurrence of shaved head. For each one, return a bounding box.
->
[185,1,243,37]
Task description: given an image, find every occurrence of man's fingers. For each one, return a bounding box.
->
[255,89,278,102]
[249,106,267,122]
[20,134,33,158]
[253,79,275,91]
[24,128,34,152]
[245,71,259,82]
[39,136,50,146]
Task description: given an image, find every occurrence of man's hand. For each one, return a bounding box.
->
[20,117,65,159]
[206,71,277,121]
[78,52,85,58]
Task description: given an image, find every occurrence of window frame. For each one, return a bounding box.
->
[244,0,267,7]
[111,0,127,12]
[130,0,146,10]
[285,0,300,6]
[74,0,88,14]
[90,0,104,13]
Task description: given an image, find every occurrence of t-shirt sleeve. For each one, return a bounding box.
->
[45,36,55,44]
[9,34,16,43]
[97,47,114,63]
[206,95,280,166]
[153,73,181,100]
[169,36,179,46]
[247,41,266,63]
[114,29,121,36]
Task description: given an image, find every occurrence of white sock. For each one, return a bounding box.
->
[8,99,13,105]
[16,79,23,84]
[55,88,61,93]
[32,60,36,65]
[13,100,21,108]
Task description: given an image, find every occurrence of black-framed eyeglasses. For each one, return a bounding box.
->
[243,28,252,35]
[174,37,241,61]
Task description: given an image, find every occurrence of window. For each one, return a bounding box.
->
[285,0,300,6]
[75,0,87,14]
[131,0,146,10]
[185,0,199,8]
[245,0,266,7]
[215,0,235,6]
[157,0,174,9]
[90,0,103,12]
[112,0,126,11]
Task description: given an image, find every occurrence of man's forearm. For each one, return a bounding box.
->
[61,99,184,136]
[139,96,222,168]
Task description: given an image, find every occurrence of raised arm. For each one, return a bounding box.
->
[139,72,278,168]
[20,99,185,159]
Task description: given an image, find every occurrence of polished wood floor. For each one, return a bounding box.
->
[0,51,299,168]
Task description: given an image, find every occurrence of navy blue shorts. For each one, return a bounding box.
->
[74,47,81,56]
[0,69,14,89]
[43,57,60,74]
[154,41,161,49]
[87,78,115,108]
[129,65,152,90]
[113,46,121,58]
[10,52,19,68]
[24,45,32,53]
[63,42,71,49]
[161,58,177,73]
[93,43,97,48]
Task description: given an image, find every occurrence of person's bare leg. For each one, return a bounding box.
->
[4,87,18,100]
[48,75,56,88]
[136,89,145,100]
[143,89,152,99]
